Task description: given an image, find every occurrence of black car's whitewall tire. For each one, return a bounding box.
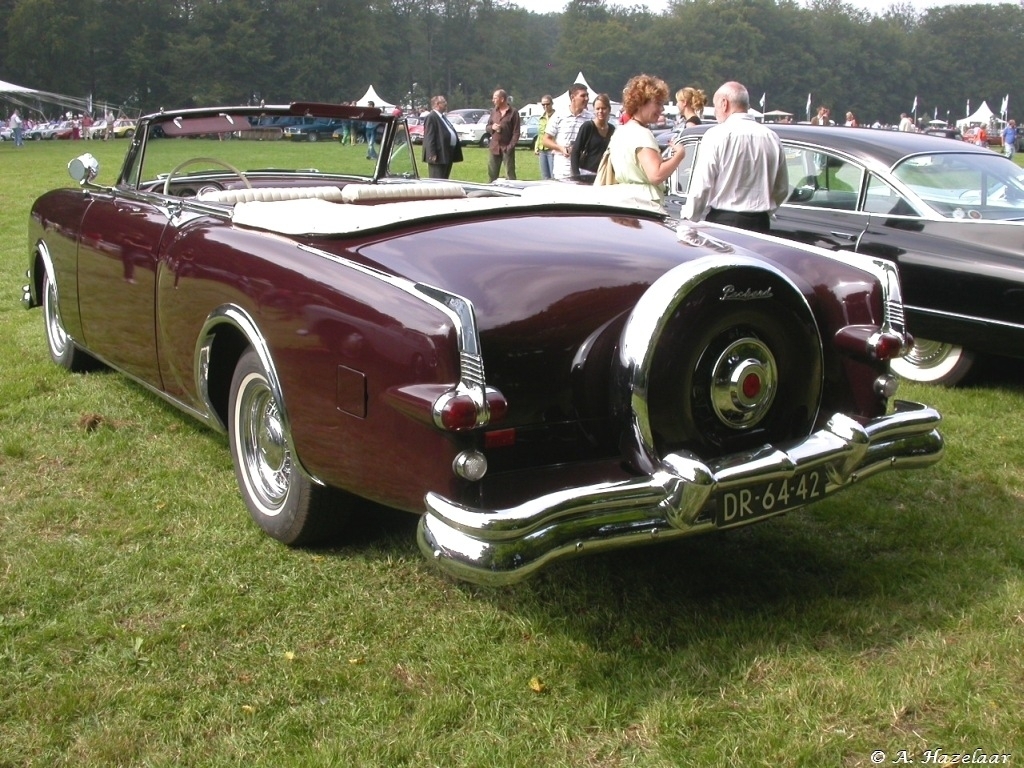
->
[228,349,340,545]
[890,338,974,386]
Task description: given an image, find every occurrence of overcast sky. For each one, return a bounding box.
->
[510,0,1010,15]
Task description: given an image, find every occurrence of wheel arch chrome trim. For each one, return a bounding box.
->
[195,304,281,433]
[194,303,325,487]
[24,239,56,310]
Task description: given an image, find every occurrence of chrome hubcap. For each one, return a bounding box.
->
[710,337,777,429]
[904,338,954,368]
[239,376,291,514]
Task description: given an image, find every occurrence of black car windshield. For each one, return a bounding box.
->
[892,152,1024,221]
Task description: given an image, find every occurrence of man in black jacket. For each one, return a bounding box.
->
[422,95,464,179]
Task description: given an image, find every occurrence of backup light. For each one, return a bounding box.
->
[453,450,488,481]
[874,374,900,399]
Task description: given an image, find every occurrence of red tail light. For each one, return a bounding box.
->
[834,325,907,361]
[870,332,907,361]
[436,388,508,431]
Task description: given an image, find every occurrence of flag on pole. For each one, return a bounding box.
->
[966,99,970,116]
[1001,94,1009,116]
[934,106,938,119]
[806,93,812,118]
[911,95,918,113]
[759,93,766,110]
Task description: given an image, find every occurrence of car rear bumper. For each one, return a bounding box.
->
[417,401,943,585]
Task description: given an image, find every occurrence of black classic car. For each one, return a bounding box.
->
[24,103,943,584]
[282,117,347,141]
[664,124,1024,385]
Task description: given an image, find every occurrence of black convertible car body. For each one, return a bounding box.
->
[665,124,1024,385]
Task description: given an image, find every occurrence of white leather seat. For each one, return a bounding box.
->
[196,186,346,204]
[340,182,466,204]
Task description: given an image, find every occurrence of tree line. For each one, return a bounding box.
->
[1,0,1020,126]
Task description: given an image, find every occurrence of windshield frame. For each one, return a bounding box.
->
[117,103,418,192]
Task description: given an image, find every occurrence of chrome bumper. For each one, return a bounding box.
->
[417,401,943,585]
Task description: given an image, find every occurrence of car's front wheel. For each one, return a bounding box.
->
[42,269,98,372]
[890,338,974,386]
[228,349,345,545]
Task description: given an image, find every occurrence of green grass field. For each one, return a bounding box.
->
[1,139,1022,767]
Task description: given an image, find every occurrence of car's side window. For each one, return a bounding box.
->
[668,140,697,196]
[863,173,919,216]
[784,147,862,211]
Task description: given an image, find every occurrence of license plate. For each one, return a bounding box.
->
[715,468,827,527]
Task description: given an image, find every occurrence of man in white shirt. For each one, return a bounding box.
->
[898,113,916,132]
[11,109,23,147]
[682,81,789,234]
[542,84,593,180]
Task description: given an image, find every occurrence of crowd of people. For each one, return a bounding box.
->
[9,80,1016,226]
[421,75,786,226]
[2,107,125,145]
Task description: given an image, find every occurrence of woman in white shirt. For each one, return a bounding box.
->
[607,74,687,210]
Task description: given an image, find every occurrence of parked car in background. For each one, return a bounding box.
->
[283,117,346,142]
[664,124,1024,384]
[518,114,540,147]
[455,112,539,148]
[24,121,68,140]
[86,120,108,139]
[0,124,13,141]
[447,108,488,125]
[406,116,424,144]
[112,118,137,138]
[923,123,962,140]
[23,102,943,584]
[455,114,489,147]
[53,122,76,140]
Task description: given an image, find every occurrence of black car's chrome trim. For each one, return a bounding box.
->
[418,401,943,586]
[904,303,1024,332]
[298,244,493,427]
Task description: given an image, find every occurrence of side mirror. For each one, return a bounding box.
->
[68,153,100,185]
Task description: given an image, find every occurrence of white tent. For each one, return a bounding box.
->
[355,85,395,110]
[552,72,602,112]
[519,72,623,118]
[956,100,996,129]
[0,77,100,116]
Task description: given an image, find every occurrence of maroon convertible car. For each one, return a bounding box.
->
[23,103,943,584]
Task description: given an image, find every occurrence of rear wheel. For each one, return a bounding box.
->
[890,338,974,385]
[42,269,99,372]
[228,349,344,545]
